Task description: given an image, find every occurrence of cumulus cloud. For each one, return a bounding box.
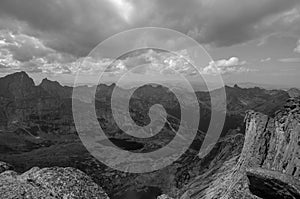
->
[104,51,253,77]
[261,57,271,62]
[0,30,54,62]
[0,0,299,77]
[0,29,78,74]
[108,49,198,76]
[294,40,300,53]
[203,57,251,75]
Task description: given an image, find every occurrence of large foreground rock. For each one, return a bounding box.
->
[208,98,300,198]
[0,165,109,199]
[176,98,300,199]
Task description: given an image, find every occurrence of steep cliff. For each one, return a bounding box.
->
[175,98,300,199]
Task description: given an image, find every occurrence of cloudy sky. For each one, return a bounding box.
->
[0,0,299,87]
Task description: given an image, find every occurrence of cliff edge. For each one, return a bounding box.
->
[177,98,300,199]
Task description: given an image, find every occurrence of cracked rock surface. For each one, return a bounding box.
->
[174,98,300,199]
[0,166,109,199]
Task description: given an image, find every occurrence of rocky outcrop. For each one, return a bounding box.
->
[212,98,299,198]
[288,88,300,98]
[177,98,300,199]
[243,100,299,176]
[0,163,109,199]
[246,168,300,198]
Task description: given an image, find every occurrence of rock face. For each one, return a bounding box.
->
[177,98,300,199]
[215,98,299,198]
[243,99,300,177]
[238,98,300,198]
[0,164,109,199]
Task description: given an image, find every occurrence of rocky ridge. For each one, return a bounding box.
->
[0,72,295,199]
[160,98,300,199]
[0,162,109,199]
[200,98,299,198]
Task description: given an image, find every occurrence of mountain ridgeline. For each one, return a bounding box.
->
[0,71,298,199]
[0,71,290,133]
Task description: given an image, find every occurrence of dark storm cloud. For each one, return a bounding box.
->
[0,0,130,56]
[0,0,299,57]
[196,0,300,46]
[0,0,300,65]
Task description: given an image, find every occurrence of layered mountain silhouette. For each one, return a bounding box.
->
[0,71,298,199]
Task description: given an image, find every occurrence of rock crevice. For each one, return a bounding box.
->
[221,98,300,198]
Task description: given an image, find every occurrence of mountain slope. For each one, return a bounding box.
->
[39,78,72,98]
[0,72,295,199]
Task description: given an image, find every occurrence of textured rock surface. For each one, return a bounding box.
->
[0,72,294,199]
[288,88,300,98]
[177,98,300,199]
[0,165,109,199]
[157,194,175,199]
[243,99,300,176]
[246,168,300,198]
[216,98,299,198]
[0,161,13,173]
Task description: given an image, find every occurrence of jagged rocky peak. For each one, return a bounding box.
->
[40,77,62,87]
[1,71,34,86]
[181,98,300,199]
[0,71,36,98]
[0,162,109,199]
[244,97,300,174]
[232,98,300,198]
[233,84,240,88]
[39,77,72,98]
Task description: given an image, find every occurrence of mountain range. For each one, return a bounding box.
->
[0,71,299,199]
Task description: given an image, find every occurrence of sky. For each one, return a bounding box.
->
[0,0,299,88]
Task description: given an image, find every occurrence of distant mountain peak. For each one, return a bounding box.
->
[5,71,32,82]
[0,71,36,98]
[39,78,72,99]
[233,84,240,88]
[40,78,62,87]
